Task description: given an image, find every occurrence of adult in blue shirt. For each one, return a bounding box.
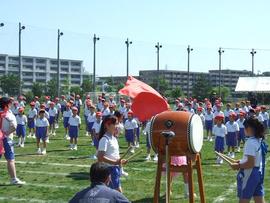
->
[69,162,130,203]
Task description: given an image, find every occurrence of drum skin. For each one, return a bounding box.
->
[150,110,203,156]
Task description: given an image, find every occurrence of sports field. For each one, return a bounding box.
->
[0,115,269,203]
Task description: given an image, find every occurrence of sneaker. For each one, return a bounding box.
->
[20,143,24,148]
[16,143,21,147]
[55,124,59,129]
[184,193,197,199]
[220,159,223,164]
[52,132,56,136]
[27,134,31,138]
[41,149,46,155]
[153,154,158,162]
[91,155,97,160]
[10,178,26,185]
[130,148,135,154]
[85,132,89,136]
[135,143,140,148]
[207,136,210,141]
[91,141,94,146]
[209,137,213,142]
[145,155,151,161]
[121,170,129,177]
[70,144,74,150]
[231,153,235,159]
[37,148,41,154]
[227,152,231,157]
[216,157,220,164]
[237,147,241,152]
[46,138,50,143]
[73,145,77,151]
[32,135,36,139]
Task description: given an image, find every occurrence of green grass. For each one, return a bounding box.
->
[0,114,269,203]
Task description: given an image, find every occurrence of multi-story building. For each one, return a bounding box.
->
[139,70,209,95]
[139,69,252,97]
[0,54,86,92]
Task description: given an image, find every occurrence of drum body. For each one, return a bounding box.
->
[150,111,203,155]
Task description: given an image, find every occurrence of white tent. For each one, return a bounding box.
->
[235,77,270,92]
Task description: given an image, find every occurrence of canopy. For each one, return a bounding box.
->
[235,77,270,93]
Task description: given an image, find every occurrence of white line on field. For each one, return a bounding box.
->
[213,182,236,203]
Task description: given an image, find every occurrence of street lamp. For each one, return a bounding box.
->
[93,34,100,98]
[125,38,132,80]
[57,29,63,97]
[218,47,225,98]
[250,49,256,76]
[155,42,162,92]
[19,22,25,96]
[187,45,193,98]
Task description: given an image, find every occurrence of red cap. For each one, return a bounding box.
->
[175,99,180,103]
[30,101,35,106]
[127,110,134,115]
[215,114,224,120]
[50,102,55,106]
[55,97,59,101]
[18,107,24,113]
[76,95,80,98]
[229,112,237,117]
[66,103,71,107]
[34,96,39,100]
[72,107,78,111]
[178,103,183,108]
[197,107,203,111]
[61,95,66,99]
[239,111,246,116]
[96,112,102,117]
[120,99,126,103]
[255,107,261,112]
[14,101,19,105]
[86,95,90,99]
[109,104,115,108]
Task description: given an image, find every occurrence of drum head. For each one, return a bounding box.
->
[188,114,204,153]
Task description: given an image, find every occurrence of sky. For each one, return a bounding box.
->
[1,0,270,77]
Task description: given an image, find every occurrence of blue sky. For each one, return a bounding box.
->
[1,0,270,76]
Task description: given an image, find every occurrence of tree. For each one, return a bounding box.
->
[150,78,169,95]
[70,86,83,96]
[0,74,22,96]
[46,78,57,98]
[61,77,70,95]
[32,82,44,98]
[192,75,212,101]
[116,83,125,92]
[81,79,92,94]
[212,86,231,102]
[170,87,183,99]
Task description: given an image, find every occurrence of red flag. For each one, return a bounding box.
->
[118,76,162,99]
[131,92,170,122]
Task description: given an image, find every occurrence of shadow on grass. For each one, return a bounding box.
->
[66,172,89,181]
[68,156,91,160]
[132,195,165,203]
[46,149,70,153]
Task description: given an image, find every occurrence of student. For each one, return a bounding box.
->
[91,112,102,159]
[102,102,111,118]
[63,103,72,140]
[15,107,27,147]
[35,109,49,155]
[74,95,82,116]
[48,102,58,137]
[60,95,67,119]
[27,101,37,138]
[124,111,138,153]
[213,103,224,120]
[11,101,19,117]
[84,101,91,136]
[87,105,97,144]
[186,102,195,114]
[225,112,240,158]
[205,106,214,141]
[118,99,126,115]
[255,107,264,124]
[0,97,25,184]
[97,115,128,193]
[237,111,246,152]
[197,107,205,127]
[54,97,61,129]
[230,117,265,203]
[109,104,115,116]
[224,103,234,123]
[261,106,269,130]
[144,119,158,162]
[34,96,40,112]
[212,114,227,164]
[68,107,81,150]
[45,96,51,112]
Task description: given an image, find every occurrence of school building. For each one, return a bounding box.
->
[139,69,252,97]
[0,54,91,93]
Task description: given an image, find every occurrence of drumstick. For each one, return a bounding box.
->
[126,150,143,161]
[215,151,234,165]
[120,146,132,159]
[216,151,238,163]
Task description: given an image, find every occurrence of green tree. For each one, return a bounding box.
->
[116,83,125,92]
[150,78,169,95]
[32,82,44,98]
[61,77,70,95]
[25,91,34,103]
[212,86,231,101]
[170,87,183,99]
[81,79,92,94]
[70,86,83,96]
[192,75,212,101]
[0,74,22,96]
[46,78,57,98]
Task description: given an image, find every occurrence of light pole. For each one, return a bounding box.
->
[57,29,63,97]
[155,42,162,92]
[218,47,224,98]
[19,22,25,96]
[250,49,256,76]
[187,45,193,98]
[125,38,132,80]
[93,34,100,99]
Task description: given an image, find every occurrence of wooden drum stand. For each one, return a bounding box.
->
[153,153,206,203]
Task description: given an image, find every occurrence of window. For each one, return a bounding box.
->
[50,67,57,72]
[50,60,57,65]
[71,74,80,79]
[36,59,46,64]
[9,57,19,63]
[22,58,33,63]
[71,68,80,72]
[61,68,68,72]
[36,65,46,71]
[0,56,5,61]
[23,65,33,70]
[61,61,68,66]
[36,73,46,77]
[71,62,81,66]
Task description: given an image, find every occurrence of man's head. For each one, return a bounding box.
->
[90,162,111,185]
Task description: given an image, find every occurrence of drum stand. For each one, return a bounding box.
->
[153,153,206,203]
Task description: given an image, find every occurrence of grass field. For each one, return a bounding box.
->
[0,114,269,203]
